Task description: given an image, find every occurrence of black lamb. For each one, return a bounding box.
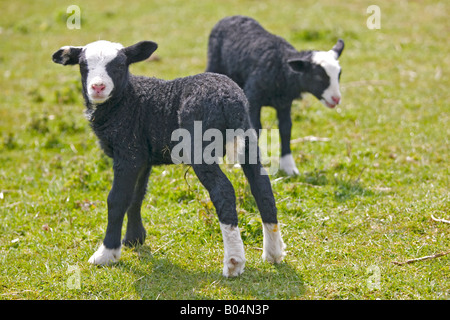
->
[206,15,345,175]
[52,40,285,277]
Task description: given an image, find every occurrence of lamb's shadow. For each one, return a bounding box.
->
[120,245,305,299]
[332,177,376,202]
[281,168,378,202]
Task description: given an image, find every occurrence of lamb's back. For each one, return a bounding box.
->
[208,16,295,87]
[131,72,251,164]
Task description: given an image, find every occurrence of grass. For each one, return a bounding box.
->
[0,0,449,300]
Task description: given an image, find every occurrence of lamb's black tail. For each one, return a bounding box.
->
[222,88,258,165]
[206,25,225,74]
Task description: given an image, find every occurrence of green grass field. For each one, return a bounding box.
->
[0,0,448,300]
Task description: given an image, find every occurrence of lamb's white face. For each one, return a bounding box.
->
[53,40,158,107]
[312,50,342,108]
[82,41,124,104]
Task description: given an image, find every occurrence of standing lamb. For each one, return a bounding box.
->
[52,40,285,277]
[206,15,345,175]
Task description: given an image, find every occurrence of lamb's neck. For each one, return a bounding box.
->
[84,82,132,124]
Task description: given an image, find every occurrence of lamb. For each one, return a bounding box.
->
[206,15,345,175]
[52,40,286,277]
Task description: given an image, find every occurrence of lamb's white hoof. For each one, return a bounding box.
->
[262,223,286,263]
[279,154,299,176]
[220,223,246,277]
[88,244,121,265]
[223,255,245,278]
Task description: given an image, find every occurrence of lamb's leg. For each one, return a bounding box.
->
[88,164,141,265]
[277,105,299,175]
[122,165,151,247]
[243,84,263,134]
[249,103,262,134]
[192,163,245,277]
[241,151,286,264]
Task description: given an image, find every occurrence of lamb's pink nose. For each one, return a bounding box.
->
[92,84,106,94]
[332,96,341,104]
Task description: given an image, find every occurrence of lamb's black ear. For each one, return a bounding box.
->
[287,58,312,73]
[124,41,158,64]
[52,46,83,65]
[331,39,344,58]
